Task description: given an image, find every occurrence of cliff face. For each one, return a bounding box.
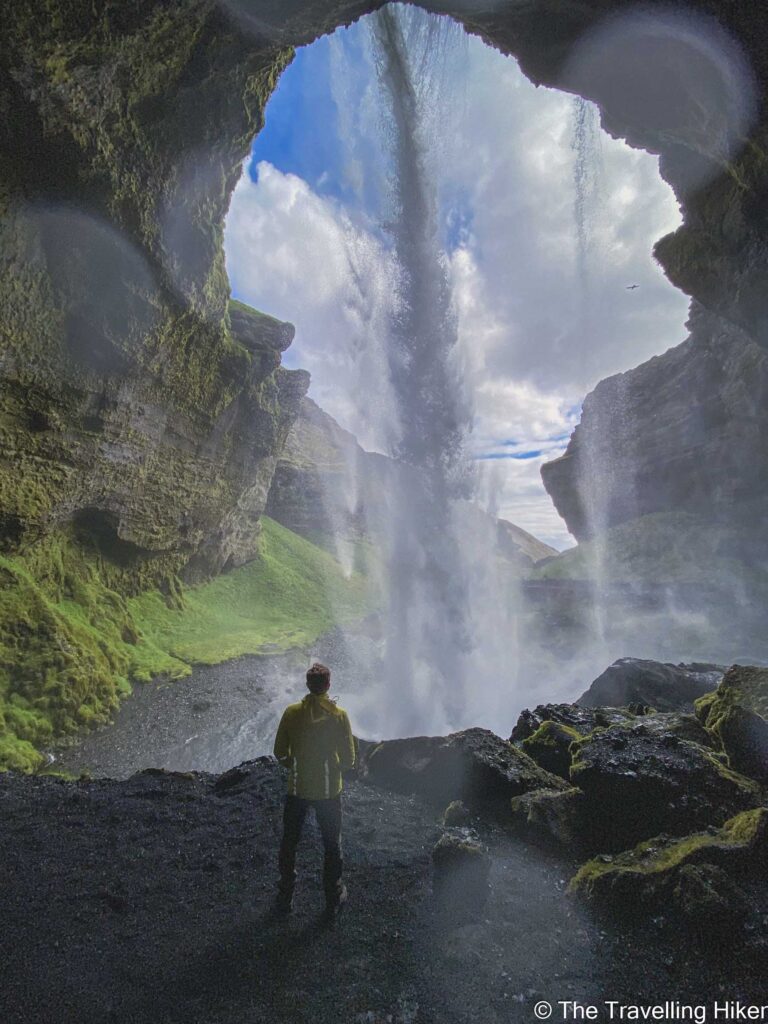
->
[0,5,310,585]
[265,397,372,543]
[541,307,768,542]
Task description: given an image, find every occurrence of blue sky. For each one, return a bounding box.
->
[225,11,689,548]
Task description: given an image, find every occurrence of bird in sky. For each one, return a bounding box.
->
[626,284,639,290]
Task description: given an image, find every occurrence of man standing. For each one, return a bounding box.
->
[273,662,356,917]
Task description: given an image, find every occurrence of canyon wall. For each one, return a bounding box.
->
[541,306,768,542]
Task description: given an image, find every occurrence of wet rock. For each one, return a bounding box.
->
[363,728,569,814]
[627,711,714,748]
[431,829,490,914]
[510,703,632,744]
[510,787,586,851]
[671,863,751,934]
[696,665,768,782]
[570,808,768,931]
[520,721,581,779]
[570,725,762,852]
[578,658,724,713]
[443,800,471,827]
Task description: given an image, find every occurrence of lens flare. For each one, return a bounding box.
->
[560,5,757,194]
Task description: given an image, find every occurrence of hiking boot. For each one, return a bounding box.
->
[324,883,348,918]
[272,890,293,917]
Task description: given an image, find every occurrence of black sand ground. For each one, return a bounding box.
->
[1,761,765,1024]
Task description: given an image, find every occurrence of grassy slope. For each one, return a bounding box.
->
[0,518,374,771]
[129,517,374,676]
[531,511,768,586]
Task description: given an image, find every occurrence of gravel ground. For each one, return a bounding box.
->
[1,761,765,1024]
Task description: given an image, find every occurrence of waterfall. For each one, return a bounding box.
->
[320,4,517,736]
[571,96,612,650]
[368,5,474,731]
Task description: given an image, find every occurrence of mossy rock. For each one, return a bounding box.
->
[521,720,581,778]
[364,727,569,815]
[432,829,491,914]
[570,808,768,929]
[510,786,586,850]
[569,724,762,852]
[510,702,633,743]
[443,800,471,827]
[696,665,768,782]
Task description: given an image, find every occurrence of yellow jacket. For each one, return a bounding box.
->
[273,693,355,800]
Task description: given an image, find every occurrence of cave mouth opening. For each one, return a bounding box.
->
[224,1,690,553]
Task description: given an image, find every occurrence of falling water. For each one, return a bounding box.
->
[571,97,603,299]
[570,96,612,645]
[320,5,518,736]
[368,6,474,731]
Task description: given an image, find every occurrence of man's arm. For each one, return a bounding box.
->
[337,710,356,773]
[273,710,292,768]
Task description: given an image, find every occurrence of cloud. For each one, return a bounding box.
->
[224,16,691,551]
[226,161,400,452]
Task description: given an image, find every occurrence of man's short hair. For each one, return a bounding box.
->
[306,662,331,692]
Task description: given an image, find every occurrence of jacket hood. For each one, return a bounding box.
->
[302,693,338,714]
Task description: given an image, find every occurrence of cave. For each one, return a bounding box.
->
[1,0,766,763]
[2,4,768,1017]
[71,508,155,569]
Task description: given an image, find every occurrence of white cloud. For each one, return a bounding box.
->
[224,19,690,551]
[226,162,400,452]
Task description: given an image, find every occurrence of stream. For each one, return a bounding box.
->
[54,624,384,779]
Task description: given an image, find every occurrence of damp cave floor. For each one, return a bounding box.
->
[0,761,765,1024]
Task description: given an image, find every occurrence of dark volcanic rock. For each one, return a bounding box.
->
[520,721,582,779]
[578,658,724,713]
[697,665,768,782]
[431,828,491,914]
[6,755,763,1021]
[363,727,569,813]
[571,807,768,934]
[510,703,633,743]
[510,787,587,850]
[570,723,763,851]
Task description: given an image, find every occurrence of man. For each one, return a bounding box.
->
[273,662,355,917]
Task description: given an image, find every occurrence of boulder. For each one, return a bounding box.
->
[696,665,768,782]
[510,787,587,851]
[570,808,768,933]
[443,800,471,827]
[432,829,491,915]
[512,703,712,781]
[578,658,724,713]
[363,728,569,813]
[624,711,714,748]
[520,721,581,779]
[510,703,632,743]
[569,724,762,852]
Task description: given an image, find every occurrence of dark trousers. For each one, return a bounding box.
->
[278,794,343,904]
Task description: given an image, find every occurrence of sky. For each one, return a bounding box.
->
[223,8,690,550]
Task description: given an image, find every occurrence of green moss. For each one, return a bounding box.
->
[521,720,582,778]
[0,532,138,769]
[0,517,374,771]
[570,807,768,897]
[694,667,768,780]
[523,721,581,750]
